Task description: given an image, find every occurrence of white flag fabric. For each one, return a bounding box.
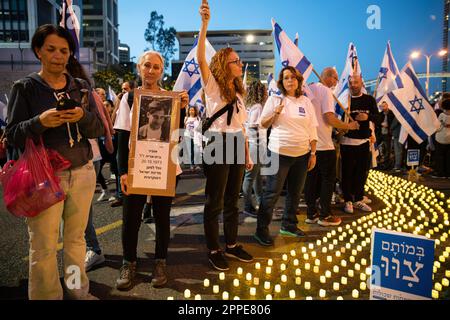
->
[173,37,216,116]
[60,0,80,60]
[385,63,440,144]
[0,99,7,128]
[243,63,249,90]
[333,43,366,118]
[107,86,118,104]
[376,41,404,103]
[267,73,281,97]
[272,19,313,82]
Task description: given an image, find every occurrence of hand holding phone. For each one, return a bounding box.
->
[56,98,80,111]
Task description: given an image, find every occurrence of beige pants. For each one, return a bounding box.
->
[27,161,96,300]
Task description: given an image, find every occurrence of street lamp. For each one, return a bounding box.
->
[410,49,448,97]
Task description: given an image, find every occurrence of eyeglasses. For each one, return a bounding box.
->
[228,58,242,65]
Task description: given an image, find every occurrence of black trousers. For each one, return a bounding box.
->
[122,193,173,262]
[203,132,246,251]
[435,141,450,177]
[304,150,337,219]
[341,142,370,203]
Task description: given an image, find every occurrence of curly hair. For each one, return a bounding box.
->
[209,47,246,103]
[277,66,304,98]
[245,80,267,107]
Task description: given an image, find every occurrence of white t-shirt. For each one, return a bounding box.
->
[245,103,267,145]
[436,112,450,144]
[201,71,247,133]
[113,91,182,175]
[309,82,335,151]
[260,95,318,157]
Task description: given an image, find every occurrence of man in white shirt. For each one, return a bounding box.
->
[304,67,359,226]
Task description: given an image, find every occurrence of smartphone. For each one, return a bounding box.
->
[56,98,80,111]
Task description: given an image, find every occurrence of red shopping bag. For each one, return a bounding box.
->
[0,138,70,218]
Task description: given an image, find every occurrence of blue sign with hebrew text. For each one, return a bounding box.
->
[371,228,435,300]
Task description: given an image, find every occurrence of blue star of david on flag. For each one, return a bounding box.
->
[409,95,425,114]
[182,58,200,78]
[379,67,388,81]
[282,60,289,67]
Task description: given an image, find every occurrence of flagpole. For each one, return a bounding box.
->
[312,68,353,121]
[373,75,381,99]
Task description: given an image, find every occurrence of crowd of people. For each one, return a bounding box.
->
[1,1,449,300]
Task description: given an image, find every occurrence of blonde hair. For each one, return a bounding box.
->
[137,50,165,79]
[209,47,245,103]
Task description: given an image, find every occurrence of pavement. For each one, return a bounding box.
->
[0,166,449,301]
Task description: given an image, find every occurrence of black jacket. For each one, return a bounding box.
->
[5,72,104,169]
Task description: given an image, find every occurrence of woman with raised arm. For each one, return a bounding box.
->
[114,50,188,289]
[198,0,254,271]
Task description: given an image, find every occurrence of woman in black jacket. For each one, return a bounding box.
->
[5,25,104,300]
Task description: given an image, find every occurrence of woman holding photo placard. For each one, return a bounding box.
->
[114,50,188,289]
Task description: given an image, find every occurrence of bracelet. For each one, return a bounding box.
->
[310,152,316,156]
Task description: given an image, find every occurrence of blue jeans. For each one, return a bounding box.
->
[257,152,309,235]
[242,143,266,211]
[85,160,101,253]
[393,137,403,169]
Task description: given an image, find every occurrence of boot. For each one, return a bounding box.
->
[151,259,168,288]
[116,261,136,290]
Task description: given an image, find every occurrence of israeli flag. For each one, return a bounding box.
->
[385,63,440,144]
[376,41,404,103]
[173,37,216,116]
[272,19,313,82]
[60,0,80,60]
[333,43,366,119]
[267,73,281,97]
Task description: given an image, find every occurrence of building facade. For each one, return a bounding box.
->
[0,0,94,98]
[82,0,119,68]
[173,30,275,81]
[443,0,449,92]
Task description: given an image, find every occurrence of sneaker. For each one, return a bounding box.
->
[151,259,168,288]
[85,250,105,271]
[116,261,136,291]
[280,226,306,237]
[111,198,123,208]
[353,201,372,212]
[254,232,274,246]
[334,193,345,204]
[108,196,117,202]
[208,251,229,271]
[243,207,258,218]
[97,189,108,202]
[305,214,319,224]
[362,196,372,204]
[344,201,354,214]
[318,216,342,227]
[225,245,253,262]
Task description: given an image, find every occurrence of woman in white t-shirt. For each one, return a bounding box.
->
[255,66,318,246]
[114,50,189,290]
[183,106,202,169]
[198,1,254,271]
[242,80,268,216]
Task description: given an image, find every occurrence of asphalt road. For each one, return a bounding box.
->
[0,167,449,301]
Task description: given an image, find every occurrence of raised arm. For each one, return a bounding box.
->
[197,0,211,83]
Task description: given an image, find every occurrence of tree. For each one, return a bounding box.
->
[144,11,177,70]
